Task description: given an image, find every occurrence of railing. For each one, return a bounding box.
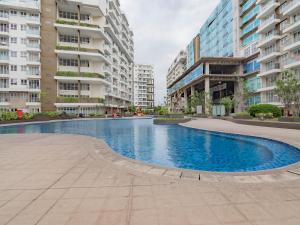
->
[260,15,278,27]
[56,97,105,104]
[282,0,300,13]
[0,0,40,9]
[283,55,300,65]
[27,43,39,49]
[261,47,280,57]
[260,0,278,12]
[0,55,9,60]
[0,27,8,33]
[27,29,39,35]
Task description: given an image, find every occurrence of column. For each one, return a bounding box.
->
[184,89,188,109]
[191,85,195,96]
[205,77,210,115]
[205,63,210,74]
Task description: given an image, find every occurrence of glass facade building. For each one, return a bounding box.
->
[199,0,234,57]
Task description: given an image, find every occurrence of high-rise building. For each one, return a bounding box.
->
[167,0,300,114]
[0,0,41,113]
[40,0,134,115]
[134,64,154,109]
[166,50,187,88]
[257,0,300,105]
[186,35,200,69]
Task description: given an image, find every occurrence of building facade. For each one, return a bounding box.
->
[167,0,300,113]
[40,0,134,115]
[166,50,187,88]
[186,35,200,69]
[0,0,41,113]
[133,64,154,109]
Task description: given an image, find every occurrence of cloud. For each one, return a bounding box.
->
[119,0,220,105]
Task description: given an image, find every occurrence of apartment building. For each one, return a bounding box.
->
[0,0,41,113]
[40,0,134,115]
[240,0,261,105]
[133,64,154,109]
[166,50,187,88]
[257,0,300,105]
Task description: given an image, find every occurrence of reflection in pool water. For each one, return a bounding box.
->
[0,118,300,172]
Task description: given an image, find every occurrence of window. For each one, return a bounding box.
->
[59,35,78,43]
[21,38,26,44]
[59,11,78,20]
[20,11,27,17]
[10,65,17,71]
[29,80,39,89]
[10,24,17,30]
[10,79,17,85]
[21,80,27,85]
[21,25,26,31]
[10,37,17,43]
[21,52,27,58]
[59,58,78,67]
[59,83,79,91]
[10,10,17,16]
[10,51,17,57]
[21,66,27,71]
[80,14,90,21]
[80,37,90,44]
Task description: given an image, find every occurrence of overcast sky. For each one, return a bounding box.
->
[119,0,220,105]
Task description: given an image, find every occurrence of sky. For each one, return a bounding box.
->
[119,0,220,105]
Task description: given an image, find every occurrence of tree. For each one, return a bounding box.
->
[190,91,205,113]
[220,97,234,116]
[275,70,300,117]
[234,78,250,112]
[129,105,136,113]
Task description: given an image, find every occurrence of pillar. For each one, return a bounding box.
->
[191,85,195,96]
[205,63,210,74]
[184,89,188,110]
[205,77,210,115]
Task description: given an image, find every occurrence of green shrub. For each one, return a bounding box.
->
[249,104,282,118]
[23,113,34,120]
[0,112,18,121]
[231,112,252,119]
[45,112,61,118]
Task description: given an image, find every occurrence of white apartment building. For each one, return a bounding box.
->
[41,0,134,115]
[0,0,41,113]
[166,50,187,88]
[104,0,134,111]
[257,0,300,105]
[134,64,154,109]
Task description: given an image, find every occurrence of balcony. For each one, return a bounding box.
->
[0,41,9,50]
[26,16,40,25]
[0,0,40,10]
[257,15,280,33]
[27,43,40,51]
[0,27,9,36]
[283,19,300,34]
[0,53,9,64]
[283,55,300,69]
[26,29,40,38]
[282,0,300,16]
[55,45,109,62]
[257,0,280,19]
[257,31,281,48]
[55,20,108,41]
[258,63,281,77]
[55,71,109,84]
[258,48,281,62]
[55,97,105,107]
[283,36,300,51]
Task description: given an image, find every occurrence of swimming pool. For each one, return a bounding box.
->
[0,118,299,172]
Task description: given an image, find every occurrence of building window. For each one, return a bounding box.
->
[10,37,17,43]
[59,58,78,67]
[21,80,27,85]
[10,79,17,85]
[10,65,17,71]
[10,24,17,30]
[10,51,17,57]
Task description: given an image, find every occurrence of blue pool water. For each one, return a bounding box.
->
[0,118,299,172]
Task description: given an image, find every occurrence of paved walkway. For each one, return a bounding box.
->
[0,119,300,225]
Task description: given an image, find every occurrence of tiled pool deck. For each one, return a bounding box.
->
[0,118,300,225]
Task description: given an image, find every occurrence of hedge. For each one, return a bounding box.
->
[249,104,282,118]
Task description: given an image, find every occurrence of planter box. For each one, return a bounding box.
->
[278,117,300,123]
